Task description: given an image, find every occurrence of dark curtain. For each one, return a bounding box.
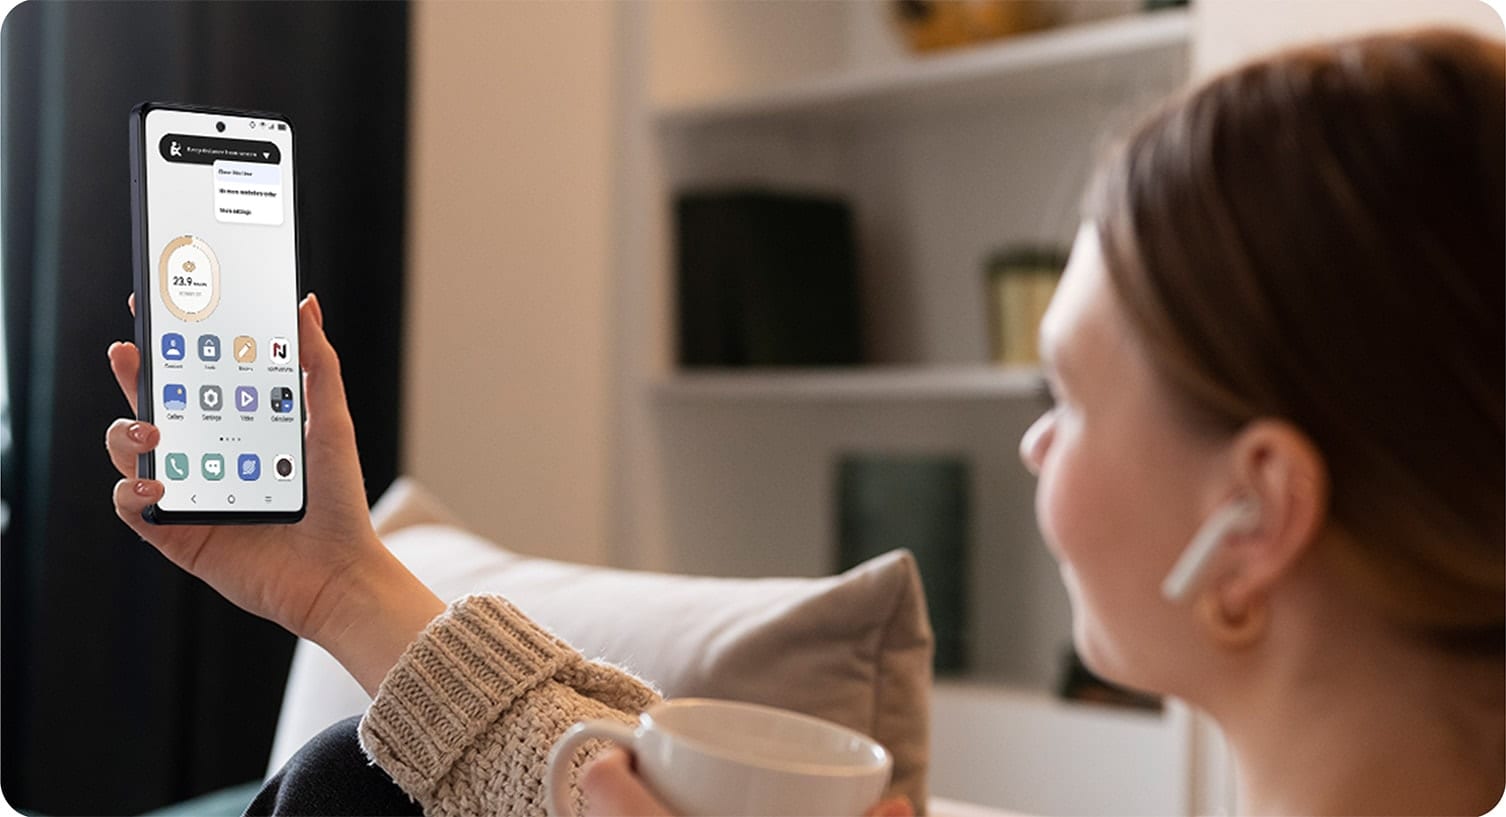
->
[1,2,409,813]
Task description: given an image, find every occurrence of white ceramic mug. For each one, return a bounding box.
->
[546,698,893,817]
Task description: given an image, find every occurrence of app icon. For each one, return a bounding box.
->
[161,333,186,361]
[273,454,296,481]
[163,383,187,411]
[163,453,190,481]
[202,453,225,481]
[199,384,223,412]
[238,453,261,481]
[198,334,221,361]
[235,385,258,412]
[270,386,295,414]
[233,336,256,363]
[269,337,291,364]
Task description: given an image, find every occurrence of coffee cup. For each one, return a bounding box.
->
[546,698,893,817]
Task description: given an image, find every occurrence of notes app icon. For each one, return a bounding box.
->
[234,335,256,363]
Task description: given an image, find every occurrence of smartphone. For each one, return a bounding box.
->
[129,103,306,523]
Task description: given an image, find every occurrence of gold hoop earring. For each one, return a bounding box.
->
[1197,592,1267,648]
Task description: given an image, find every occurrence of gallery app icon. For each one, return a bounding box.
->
[163,453,190,481]
[270,386,295,414]
[233,336,257,363]
[161,333,186,361]
[198,334,221,361]
[269,337,291,364]
[163,383,187,411]
[201,453,225,481]
[235,385,258,412]
[237,453,261,481]
[199,385,223,412]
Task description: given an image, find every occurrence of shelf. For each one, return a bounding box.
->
[653,366,1047,403]
[654,9,1191,127]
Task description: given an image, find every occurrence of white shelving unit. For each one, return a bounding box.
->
[609,6,1224,815]
[655,366,1046,403]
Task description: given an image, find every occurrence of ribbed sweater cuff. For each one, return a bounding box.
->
[358,594,577,797]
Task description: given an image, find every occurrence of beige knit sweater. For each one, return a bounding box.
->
[357,594,663,817]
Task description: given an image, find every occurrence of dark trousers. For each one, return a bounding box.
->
[245,716,424,816]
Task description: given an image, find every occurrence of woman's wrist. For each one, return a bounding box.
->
[310,542,448,697]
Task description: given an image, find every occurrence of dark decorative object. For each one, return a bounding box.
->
[837,454,969,672]
[677,190,863,367]
[1057,647,1164,712]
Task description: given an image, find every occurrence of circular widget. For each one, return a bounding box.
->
[157,235,221,322]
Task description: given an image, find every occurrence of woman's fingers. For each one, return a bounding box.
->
[298,293,354,437]
[580,749,674,817]
[108,340,141,415]
[112,476,163,531]
[104,418,157,478]
[128,292,135,317]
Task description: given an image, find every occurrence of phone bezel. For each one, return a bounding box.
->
[129,101,308,524]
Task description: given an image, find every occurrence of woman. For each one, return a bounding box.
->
[104,27,1503,817]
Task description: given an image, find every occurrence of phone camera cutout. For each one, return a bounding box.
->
[216,121,226,132]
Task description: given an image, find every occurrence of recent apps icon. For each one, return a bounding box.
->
[235,385,258,412]
[161,333,185,361]
[270,386,294,413]
[163,383,187,411]
[238,453,261,481]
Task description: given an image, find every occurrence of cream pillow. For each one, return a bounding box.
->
[270,479,934,811]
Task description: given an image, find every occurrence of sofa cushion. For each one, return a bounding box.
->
[271,478,934,810]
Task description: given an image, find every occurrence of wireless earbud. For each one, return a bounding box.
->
[1161,498,1261,603]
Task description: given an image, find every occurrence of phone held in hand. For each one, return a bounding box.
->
[128,103,307,524]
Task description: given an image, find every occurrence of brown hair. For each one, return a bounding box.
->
[1086,29,1505,653]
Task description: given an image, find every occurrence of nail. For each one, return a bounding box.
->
[127,422,147,442]
[133,480,153,496]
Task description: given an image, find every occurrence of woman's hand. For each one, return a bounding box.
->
[105,292,444,695]
[579,749,915,817]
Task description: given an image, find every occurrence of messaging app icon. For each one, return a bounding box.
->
[163,383,187,411]
[161,333,185,361]
[237,453,261,482]
[201,453,225,481]
[163,453,189,481]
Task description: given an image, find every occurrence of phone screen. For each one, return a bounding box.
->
[133,105,305,520]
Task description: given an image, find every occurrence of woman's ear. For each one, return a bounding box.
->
[1213,419,1330,614]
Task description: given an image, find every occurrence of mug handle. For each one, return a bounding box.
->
[546,719,638,817]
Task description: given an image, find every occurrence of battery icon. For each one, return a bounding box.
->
[277,123,286,131]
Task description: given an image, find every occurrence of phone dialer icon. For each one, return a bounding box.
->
[163,453,190,481]
[200,385,223,412]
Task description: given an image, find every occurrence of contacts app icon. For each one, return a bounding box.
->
[161,333,185,361]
